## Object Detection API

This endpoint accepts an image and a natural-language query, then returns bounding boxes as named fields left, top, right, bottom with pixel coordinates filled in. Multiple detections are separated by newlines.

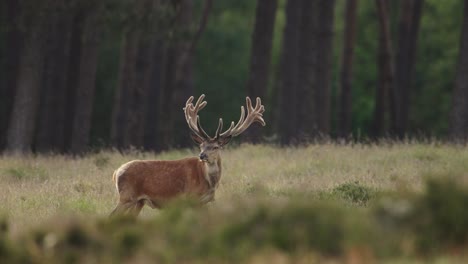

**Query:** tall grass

left=0, top=143, right=468, bottom=262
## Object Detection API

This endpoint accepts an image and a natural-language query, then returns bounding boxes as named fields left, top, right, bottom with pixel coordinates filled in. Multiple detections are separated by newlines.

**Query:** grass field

left=1, top=143, right=468, bottom=263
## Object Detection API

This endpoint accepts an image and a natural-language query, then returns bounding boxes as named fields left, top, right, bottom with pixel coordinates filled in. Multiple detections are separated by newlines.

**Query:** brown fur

left=110, top=95, right=265, bottom=217
left=110, top=157, right=220, bottom=217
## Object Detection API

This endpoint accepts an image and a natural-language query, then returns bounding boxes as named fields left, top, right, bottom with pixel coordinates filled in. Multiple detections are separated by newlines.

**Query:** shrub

left=332, top=181, right=375, bottom=205
left=412, top=178, right=468, bottom=253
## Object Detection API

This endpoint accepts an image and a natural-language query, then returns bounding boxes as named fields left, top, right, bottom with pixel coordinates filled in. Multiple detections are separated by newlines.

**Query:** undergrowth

left=0, top=179, right=467, bottom=263
left=1, top=143, right=468, bottom=263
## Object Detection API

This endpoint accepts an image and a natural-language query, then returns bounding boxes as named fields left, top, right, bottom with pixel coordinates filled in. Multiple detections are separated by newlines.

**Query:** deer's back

left=114, top=157, right=208, bottom=199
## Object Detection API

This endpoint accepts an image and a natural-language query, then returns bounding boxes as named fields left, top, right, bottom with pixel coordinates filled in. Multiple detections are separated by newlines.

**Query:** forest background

left=0, top=0, right=467, bottom=154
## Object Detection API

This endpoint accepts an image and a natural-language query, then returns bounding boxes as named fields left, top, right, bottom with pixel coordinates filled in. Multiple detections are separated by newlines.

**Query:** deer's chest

left=204, top=163, right=220, bottom=189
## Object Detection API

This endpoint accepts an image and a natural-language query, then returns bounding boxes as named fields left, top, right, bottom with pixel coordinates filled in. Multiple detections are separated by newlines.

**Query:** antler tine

left=219, top=96, right=266, bottom=138
left=195, top=94, right=207, bottom=110
left=215, top=118, right=223, bottom=139
left=254, top=97, right=266, bottom=126
left=184, top=94, right=209, bottom=140
left=219, top=105, right=245, bottom=137
left=187, top=116, right=204, bottom=139
left=246, top=97, right=253, bottom=114
left=185, top=96, right=194, bottom=106
left=196, top=116, right=210, bottom=139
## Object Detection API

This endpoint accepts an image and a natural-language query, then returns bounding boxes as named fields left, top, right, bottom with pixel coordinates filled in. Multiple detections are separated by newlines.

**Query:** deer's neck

left=204, top=157, right=221, bottom=189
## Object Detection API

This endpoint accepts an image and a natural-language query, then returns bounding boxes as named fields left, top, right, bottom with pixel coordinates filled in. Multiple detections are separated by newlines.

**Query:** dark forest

left=1, top=0, right=467, bottom=154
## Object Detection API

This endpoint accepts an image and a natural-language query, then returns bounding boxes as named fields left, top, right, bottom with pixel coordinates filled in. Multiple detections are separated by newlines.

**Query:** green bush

left=331, top=181, right=375, bottom=205
left=1, top=178, right=468, bottom=262
left=211, top=202, right=347, bottom=259
left=412, top=178, right=468, bottom=253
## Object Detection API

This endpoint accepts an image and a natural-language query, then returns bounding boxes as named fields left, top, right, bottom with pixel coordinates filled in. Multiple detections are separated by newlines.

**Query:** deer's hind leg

left=109, top=200, right=136, bottom=217
left=127, top=200, right=144, bottom=217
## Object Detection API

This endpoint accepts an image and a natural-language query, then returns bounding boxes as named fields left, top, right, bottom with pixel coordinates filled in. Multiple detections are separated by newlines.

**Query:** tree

left=143, top=41, right=165, bottom=151
left=68, top=6, right=102, bottom=154
left=158, top=0, right=212, bottom=150
left=167, top=0, right=197, bottom=149
left=296, top=0, right=317, bottom=139
left=111, top=0, right=168, bottom=151
left=295, top=0, right=336, bottom=140
left=313, top=0, right=336, bottom=135
left=5, top=3, right=48, bottom=154
left=338, top=0, right=358, bottom=138
left=245, top=0, right=278, bottom=143
left=279, top=0, right=335, bottom=144
left=450, top=0, right=468, bottom=141
left=372, top=0, right=394, bottom=138
left=393, top=0, right=423, bottom=138
left=278, top=0, right=302, bottom=145
left=35, top=3, right=73, bottom=153
left=111, top=30, right=144, bottom=150
left=112, top=0, right=210, bottom=151
left=0, top=0, right=21, bottom=150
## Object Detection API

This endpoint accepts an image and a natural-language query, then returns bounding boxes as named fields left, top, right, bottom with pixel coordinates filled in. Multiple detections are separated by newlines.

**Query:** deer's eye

left=213, top=146, right=219, bottom=150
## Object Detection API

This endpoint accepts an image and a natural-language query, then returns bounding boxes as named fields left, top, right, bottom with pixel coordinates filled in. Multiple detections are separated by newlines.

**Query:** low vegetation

left=1, top=143, right=468, bottom=263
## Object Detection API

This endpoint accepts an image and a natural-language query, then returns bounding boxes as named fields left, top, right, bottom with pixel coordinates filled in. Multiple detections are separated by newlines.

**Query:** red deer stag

left=110, top=94, right=265, bottom=216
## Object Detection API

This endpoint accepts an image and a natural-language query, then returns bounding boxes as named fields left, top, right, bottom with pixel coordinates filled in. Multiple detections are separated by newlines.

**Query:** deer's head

left=184, top=94, right=266, bottom=163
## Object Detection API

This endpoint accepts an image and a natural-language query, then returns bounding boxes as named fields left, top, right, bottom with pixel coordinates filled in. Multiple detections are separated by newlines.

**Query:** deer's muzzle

left=199, top=153, right=208, bottom=161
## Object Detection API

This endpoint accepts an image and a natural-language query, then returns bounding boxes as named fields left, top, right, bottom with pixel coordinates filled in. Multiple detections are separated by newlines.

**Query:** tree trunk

left=372, top=0, right=394, bottom=138
left=0, top=0, right=21, bottom=150
left=69, top=9, right=102, bottom=154
left=144, top=41, right=165, bottom=151
left=112, top=29, right=160, bottom=151
left=245, top=0, right=278, bottom=143
left=35, top=8, right=72, bottom=153
left=171, top=0, right=195, bottom=149
left=132, top=34, right=158, bottom=148
left=111, top=30, right=140, bottom=150
left=157, top=0, right=202, bottom=150
left=5, top=11, right=47, bottom=154
left=450, top=0, right=468, bottom=141
left=313, top=0, right=336, bottom=136
left=393, top=0, right=423, bottom=138
left=338, top=0, right=358, bottom=138
left=158, top=44, right=177, bottom=150
left=279, top=0, right=302, bottom=145
left=64, top=11, right=84, bottom=152
left=297, top=0, right=317, bottom=139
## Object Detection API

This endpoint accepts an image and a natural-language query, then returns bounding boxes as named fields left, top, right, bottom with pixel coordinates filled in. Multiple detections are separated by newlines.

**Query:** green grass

left=1, top=143, right=468, bottom=263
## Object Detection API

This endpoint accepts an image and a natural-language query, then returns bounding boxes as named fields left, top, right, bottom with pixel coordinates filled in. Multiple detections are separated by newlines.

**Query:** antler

left=184, top=95, right=266, bottom=142
left=184, top=94, right=210, bottom=140
left=218, top=97, right=266, bottom=138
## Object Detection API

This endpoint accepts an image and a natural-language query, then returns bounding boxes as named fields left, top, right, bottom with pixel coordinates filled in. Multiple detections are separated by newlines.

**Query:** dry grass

left=1, top=142, right=468, bottom=263
left=1, top=142, right=467, bottom=235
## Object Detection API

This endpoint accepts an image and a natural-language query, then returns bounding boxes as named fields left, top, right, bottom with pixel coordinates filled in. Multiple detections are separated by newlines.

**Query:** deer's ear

left=190, top=133, right=205, bottom=145
left=218, top=136, right=232, bottom=147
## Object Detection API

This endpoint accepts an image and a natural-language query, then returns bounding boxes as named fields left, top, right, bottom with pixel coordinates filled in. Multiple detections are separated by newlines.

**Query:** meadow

left=1, top=142, right=468, bottom=263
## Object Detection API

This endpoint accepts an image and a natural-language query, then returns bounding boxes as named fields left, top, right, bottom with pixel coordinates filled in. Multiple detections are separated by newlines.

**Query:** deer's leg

left=144, top=198, right=161, bottom=209
left=128, top=200, right=144, bottom=217
left=109, top=201, right=135, bottom=217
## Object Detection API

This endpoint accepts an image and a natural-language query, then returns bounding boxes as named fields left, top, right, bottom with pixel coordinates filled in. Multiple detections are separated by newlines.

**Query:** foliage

left=412, top=178, right=468, bottom=253
left=1, top=178, right=468, bottom=263
left=0, top=143, right=466, bottom=262
left=331, top=181, right=375, bottom=205
left=0, top=0, right=466, bottom=151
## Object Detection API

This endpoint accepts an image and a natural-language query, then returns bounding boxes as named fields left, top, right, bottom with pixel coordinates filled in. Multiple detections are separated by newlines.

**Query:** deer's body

left=110, top=95, right=265, bottom=217
left=111, top=157, right=221, bottom=216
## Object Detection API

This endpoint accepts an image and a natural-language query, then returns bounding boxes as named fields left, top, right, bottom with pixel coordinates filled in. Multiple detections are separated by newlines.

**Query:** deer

left=110, top=94, right=265, bottom=217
